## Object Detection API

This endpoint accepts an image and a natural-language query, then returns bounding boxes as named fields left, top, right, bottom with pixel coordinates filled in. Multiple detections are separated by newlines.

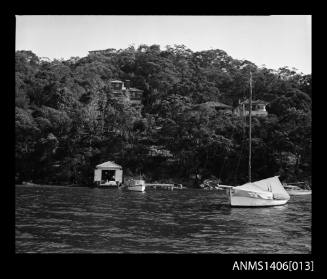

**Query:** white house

left=109, top=80, right=143, bottom=106
left=234, top=99, right=268, bottom=117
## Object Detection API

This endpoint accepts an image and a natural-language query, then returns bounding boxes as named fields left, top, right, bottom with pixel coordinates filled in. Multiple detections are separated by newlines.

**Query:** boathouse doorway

left=101, top=170, right=115, bottom=182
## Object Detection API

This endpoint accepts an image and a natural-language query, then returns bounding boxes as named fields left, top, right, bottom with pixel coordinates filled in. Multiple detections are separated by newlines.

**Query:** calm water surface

left=15, top=185, right=311, bottom=253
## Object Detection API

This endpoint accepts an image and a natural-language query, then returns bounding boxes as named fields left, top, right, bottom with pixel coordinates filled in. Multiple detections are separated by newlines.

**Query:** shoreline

left=17, top=183, right=89, bottom=188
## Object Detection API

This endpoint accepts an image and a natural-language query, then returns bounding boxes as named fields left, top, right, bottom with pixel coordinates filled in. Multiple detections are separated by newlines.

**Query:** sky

left=16, top=15, right=311, bottom=74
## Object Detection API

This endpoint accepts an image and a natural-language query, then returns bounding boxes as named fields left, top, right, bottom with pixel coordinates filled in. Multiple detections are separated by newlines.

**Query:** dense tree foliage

left=15, top=45, right=311, bottom=186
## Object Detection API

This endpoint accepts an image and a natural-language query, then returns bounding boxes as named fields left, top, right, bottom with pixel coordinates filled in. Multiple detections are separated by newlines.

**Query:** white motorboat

left=283, top=184, right=312, bottom=196
left=127, top=179, right=145, bottom=192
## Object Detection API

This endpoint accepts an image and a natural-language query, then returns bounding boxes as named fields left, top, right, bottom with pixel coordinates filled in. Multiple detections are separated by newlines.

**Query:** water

left=15, top=185, right=311, bottom=253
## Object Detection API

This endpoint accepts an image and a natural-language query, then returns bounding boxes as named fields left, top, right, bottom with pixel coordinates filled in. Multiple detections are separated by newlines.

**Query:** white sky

left=16, top=15, right=311, bottom=74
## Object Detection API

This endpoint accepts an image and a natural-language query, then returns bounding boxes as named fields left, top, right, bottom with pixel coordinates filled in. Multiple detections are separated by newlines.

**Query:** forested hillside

left=15, top=44, right=312, bottom=186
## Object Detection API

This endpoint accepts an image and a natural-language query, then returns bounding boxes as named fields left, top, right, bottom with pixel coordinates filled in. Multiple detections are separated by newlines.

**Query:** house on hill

left=234, top=99, right=268, bottom=117
left=109, top=80, right=143, bottom=107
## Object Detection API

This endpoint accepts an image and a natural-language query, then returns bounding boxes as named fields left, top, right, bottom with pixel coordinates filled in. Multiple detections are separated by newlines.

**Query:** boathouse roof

left=96, top=161, right=122, bottom=169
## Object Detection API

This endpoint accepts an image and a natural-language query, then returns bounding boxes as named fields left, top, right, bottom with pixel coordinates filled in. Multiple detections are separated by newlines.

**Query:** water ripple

left=15, top=185, right=311, bottom=253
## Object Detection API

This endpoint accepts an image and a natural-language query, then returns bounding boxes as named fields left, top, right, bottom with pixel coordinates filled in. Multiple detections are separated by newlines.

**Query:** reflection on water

left=15, top=185, right=311, bottom=253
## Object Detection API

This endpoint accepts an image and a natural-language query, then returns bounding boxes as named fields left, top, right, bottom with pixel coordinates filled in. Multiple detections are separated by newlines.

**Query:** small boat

left=283, top=184, right=312, bottom=196
left=127, top=179, right=146, bottom=192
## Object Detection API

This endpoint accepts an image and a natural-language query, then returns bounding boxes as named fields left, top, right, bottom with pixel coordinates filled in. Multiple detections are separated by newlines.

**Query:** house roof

left=198, top=101, right=232, bottom=109
left=110, top=80, right=123, bottom=83
left=96, top=161, right=122, bottom=169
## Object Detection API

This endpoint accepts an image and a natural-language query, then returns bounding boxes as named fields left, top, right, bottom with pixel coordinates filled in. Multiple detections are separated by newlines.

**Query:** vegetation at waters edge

left=15, top=45, right=311, bottom=187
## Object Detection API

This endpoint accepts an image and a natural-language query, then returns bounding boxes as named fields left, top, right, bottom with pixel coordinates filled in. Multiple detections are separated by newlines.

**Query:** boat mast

left=249, top=71, right=252, bottom=182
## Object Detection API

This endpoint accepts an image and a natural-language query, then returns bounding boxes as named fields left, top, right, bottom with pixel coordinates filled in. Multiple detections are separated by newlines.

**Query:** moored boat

left=283, top=184, right=312, bottom=196
left=219, top=72, right=290, bottom=207
left=223, top=176, right=290, bottom=207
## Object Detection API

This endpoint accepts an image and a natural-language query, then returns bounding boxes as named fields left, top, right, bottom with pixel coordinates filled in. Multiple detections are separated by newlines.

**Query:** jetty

left=145, top=183, right=184, bottom=190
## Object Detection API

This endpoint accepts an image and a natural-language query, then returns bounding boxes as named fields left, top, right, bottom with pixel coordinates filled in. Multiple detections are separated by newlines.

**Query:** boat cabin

left=94, top=161, right=123, bottom=187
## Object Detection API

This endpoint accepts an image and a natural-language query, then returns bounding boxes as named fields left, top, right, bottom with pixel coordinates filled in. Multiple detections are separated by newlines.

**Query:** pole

left=249, top=71, right=252, bottom=182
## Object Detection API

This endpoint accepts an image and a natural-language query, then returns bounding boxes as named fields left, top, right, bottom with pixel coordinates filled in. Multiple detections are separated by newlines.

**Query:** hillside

left=15, top=44, right=312, bottom=186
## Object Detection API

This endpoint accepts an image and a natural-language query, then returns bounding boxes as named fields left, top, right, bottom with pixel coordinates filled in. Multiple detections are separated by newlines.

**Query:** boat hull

left=228, top=188, right=289, bottom=207
left=226, top=177, right=290, bottom=207
left=230, top=195, right=288, bottom=207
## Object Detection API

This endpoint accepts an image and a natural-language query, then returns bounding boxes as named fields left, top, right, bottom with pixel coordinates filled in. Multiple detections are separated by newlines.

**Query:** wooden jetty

left=145, top=183, right=184, bottom=190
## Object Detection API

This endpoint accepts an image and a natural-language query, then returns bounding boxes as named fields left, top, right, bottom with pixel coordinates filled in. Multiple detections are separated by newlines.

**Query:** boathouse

left=94, top=161, right=123, bottom=186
